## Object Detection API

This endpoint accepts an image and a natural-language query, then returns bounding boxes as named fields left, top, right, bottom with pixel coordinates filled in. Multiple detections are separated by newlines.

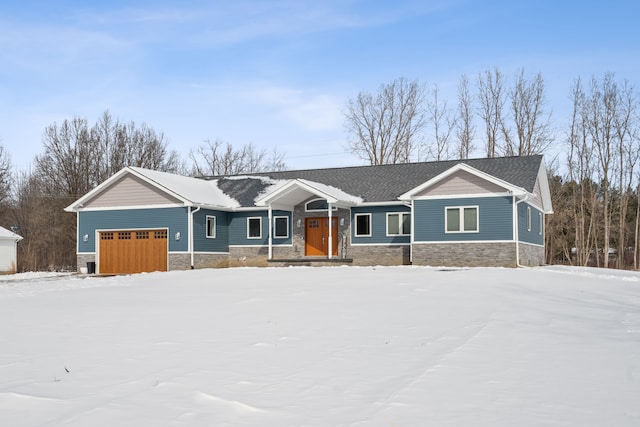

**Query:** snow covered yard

left=1, top=266, right=639, bottom=426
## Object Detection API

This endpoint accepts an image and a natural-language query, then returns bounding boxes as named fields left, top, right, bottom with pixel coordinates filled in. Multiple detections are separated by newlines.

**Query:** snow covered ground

left=1, top=266, right=639, bottom=426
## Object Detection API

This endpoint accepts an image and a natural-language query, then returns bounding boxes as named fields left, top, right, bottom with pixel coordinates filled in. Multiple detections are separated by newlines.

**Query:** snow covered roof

left=127, top=167, right=240, bottom=209
left=0, top=226, right=22, bottom=241
left=255, top=178, right=363, bottom=208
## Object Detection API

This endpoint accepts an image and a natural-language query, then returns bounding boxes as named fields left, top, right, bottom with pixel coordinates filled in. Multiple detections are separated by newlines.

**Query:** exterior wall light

left=175, top=232, right=181, bottom=241
left=83, top=234, right=89, bottom=242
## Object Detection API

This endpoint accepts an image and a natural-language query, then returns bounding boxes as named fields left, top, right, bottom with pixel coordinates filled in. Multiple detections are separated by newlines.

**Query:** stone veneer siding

left=348, top=245, right=411, bottom=266
left=76, top=253, right=95, bottom=272
left=169, top=253, right=229, bottom=270
left=412, top=242, right=518, bottom=267
left=518, top=242, right=545, bottom=266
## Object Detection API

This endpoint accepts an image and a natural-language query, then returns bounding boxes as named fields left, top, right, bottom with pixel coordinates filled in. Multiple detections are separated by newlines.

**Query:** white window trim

left=354, top=213, right=372, bottom=237
left=445, top=206, right=479, bottom=234
left=386, top=212, right=411, bottom=236
left=539, top=212, right=543, bottom=235
left=273, top=216, right=289, bottom=239
left=305, top=198, right=338, bottom=212
left=527, top=206, right=532, bottom=232
left=247, top=217, right=262, bottom=239
left=206, top=215, right=216, bottom=239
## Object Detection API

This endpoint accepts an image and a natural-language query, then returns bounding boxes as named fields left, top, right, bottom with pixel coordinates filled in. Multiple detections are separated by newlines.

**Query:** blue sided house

left=65, top=155, right=553, bottom=274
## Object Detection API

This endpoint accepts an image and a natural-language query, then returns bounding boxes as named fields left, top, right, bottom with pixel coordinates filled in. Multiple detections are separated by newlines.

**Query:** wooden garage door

left=99, top=230, right=168, bottom=274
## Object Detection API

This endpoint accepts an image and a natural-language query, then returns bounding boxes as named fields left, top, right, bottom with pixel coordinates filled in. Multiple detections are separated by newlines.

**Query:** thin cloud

left=248, top=84, right=343, bottom=131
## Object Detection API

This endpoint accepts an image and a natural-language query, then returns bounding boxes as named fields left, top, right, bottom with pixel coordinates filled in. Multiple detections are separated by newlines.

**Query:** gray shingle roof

left=210, top=155, right=543, bottom=208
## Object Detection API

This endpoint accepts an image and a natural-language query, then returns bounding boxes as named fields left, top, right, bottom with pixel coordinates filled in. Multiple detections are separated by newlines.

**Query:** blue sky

left=1, top=0, right=639, bottom=172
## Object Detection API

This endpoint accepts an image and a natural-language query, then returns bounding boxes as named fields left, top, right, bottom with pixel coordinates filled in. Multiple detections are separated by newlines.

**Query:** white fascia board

left=537, top=161, right=554, bottom=214
left=398, top=163, right=527, bottom=201
left=64, top=167, right=130, bottom=212
left=255, top=179, right=342, bottom=206
left=355, top=201, right=408, bottom=207
left=64, top=167, right=191, bottom=212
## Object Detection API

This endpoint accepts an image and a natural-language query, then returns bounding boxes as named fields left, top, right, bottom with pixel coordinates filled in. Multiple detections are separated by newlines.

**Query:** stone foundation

left=168, top=253, right=230, bottom=270
left=518, top=242, right=545, bottom=266
left=412, top=242, right=518, bottom=267
left=228, top=246, right=270, bottom=267
left=348, top=245, right=411, bottom=266
left=78, top=241, right=545, bottom=272
left=76, top=253, right=96, bottom=273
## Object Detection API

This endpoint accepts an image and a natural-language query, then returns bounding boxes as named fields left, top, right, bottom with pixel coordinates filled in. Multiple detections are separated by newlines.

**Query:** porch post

left=268, top=204, right=273, bottom=260
left=328, top=202, right=333, bottom=259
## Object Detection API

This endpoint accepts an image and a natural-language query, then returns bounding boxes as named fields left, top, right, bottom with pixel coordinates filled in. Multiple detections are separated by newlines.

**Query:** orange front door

left=305, top=217, right=338, bottom=256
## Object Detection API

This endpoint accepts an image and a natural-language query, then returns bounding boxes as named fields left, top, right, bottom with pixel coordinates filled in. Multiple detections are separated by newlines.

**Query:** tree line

left=0, top=68, right=638, bottom=271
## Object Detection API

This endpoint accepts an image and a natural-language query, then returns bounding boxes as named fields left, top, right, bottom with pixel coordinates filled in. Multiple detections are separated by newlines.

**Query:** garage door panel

left=99, top=229, right=167, bottom=274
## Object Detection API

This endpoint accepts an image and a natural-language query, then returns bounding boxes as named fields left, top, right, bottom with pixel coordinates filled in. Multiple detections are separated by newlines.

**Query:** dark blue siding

left=78, top=207, right=189, bottom=253
left=228, top=210, right=292, bottom=246
left=414, top=196, right=513, bottom=242
left=518, top=203, right=544, bottom=245
left=351, top=205, right=411, bottom=245
left=193, top=209, right=229, bottom=252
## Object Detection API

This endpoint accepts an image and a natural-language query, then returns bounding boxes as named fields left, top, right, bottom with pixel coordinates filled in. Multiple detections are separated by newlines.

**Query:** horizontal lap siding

left=351, top=206, right=411, bottom=245
left=193, top=209, right=229, bottom=252
left=414, top=196, right=513, bottom=242
left=518, top=203, right=544, bottom=245
left=228, top=210, right=292, bottom=246
left=78, top=207, right=188, bottom=253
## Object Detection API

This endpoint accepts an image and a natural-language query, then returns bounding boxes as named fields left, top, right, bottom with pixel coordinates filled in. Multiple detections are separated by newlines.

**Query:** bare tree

left=456, top=74, right=475, bottom=159
left=0, top=145, right=12, bottom=206
left=425, top=84, right=456, bottom=161
left=566, top=78, right=599, bottom=266
left=504, top=69, right=554, bottom=156
left=612, top=79, right=638, bottom=268
left=477, top=68, right=506, bottom=158
left=344, top=77, right=426, bottom=165
left=189, top=139, right=287, bottom=176
left=114, top=121, right=182, bottom=173
left=585, top=73, right=620, bottom=268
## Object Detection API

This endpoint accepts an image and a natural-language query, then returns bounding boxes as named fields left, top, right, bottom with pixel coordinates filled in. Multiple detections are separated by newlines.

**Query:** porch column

left=328, top=203, right=333, bottom=259
left=268, top=204, right=273, bottom=260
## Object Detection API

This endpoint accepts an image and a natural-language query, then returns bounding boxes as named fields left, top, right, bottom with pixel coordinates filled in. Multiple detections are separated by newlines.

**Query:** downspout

left=514, top=194, right=529, bottom=268
left=328, top=203, right=333, bottom=259
left=402, top=200, right=413, bottom=264
left=268, top=205, right=273, bottom=260
left=190, top=206, right=201, bottom=269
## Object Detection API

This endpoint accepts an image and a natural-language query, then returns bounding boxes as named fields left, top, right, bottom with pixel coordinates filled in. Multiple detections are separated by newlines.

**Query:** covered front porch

left=255, top=178, right=362, bottom=262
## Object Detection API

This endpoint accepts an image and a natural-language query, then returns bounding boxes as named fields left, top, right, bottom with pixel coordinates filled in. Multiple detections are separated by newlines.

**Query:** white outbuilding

left=0, top=226, right=22, bottom=274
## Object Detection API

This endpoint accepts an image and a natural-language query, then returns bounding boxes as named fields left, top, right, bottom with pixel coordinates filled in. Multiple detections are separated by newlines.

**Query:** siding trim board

left=413, top=240, right=514, bottom=244
left=78, top=204, right=186, bottom=212
left=412, top=191, right=513, bottom=200
left=350, top=242, right=411, bottom=247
